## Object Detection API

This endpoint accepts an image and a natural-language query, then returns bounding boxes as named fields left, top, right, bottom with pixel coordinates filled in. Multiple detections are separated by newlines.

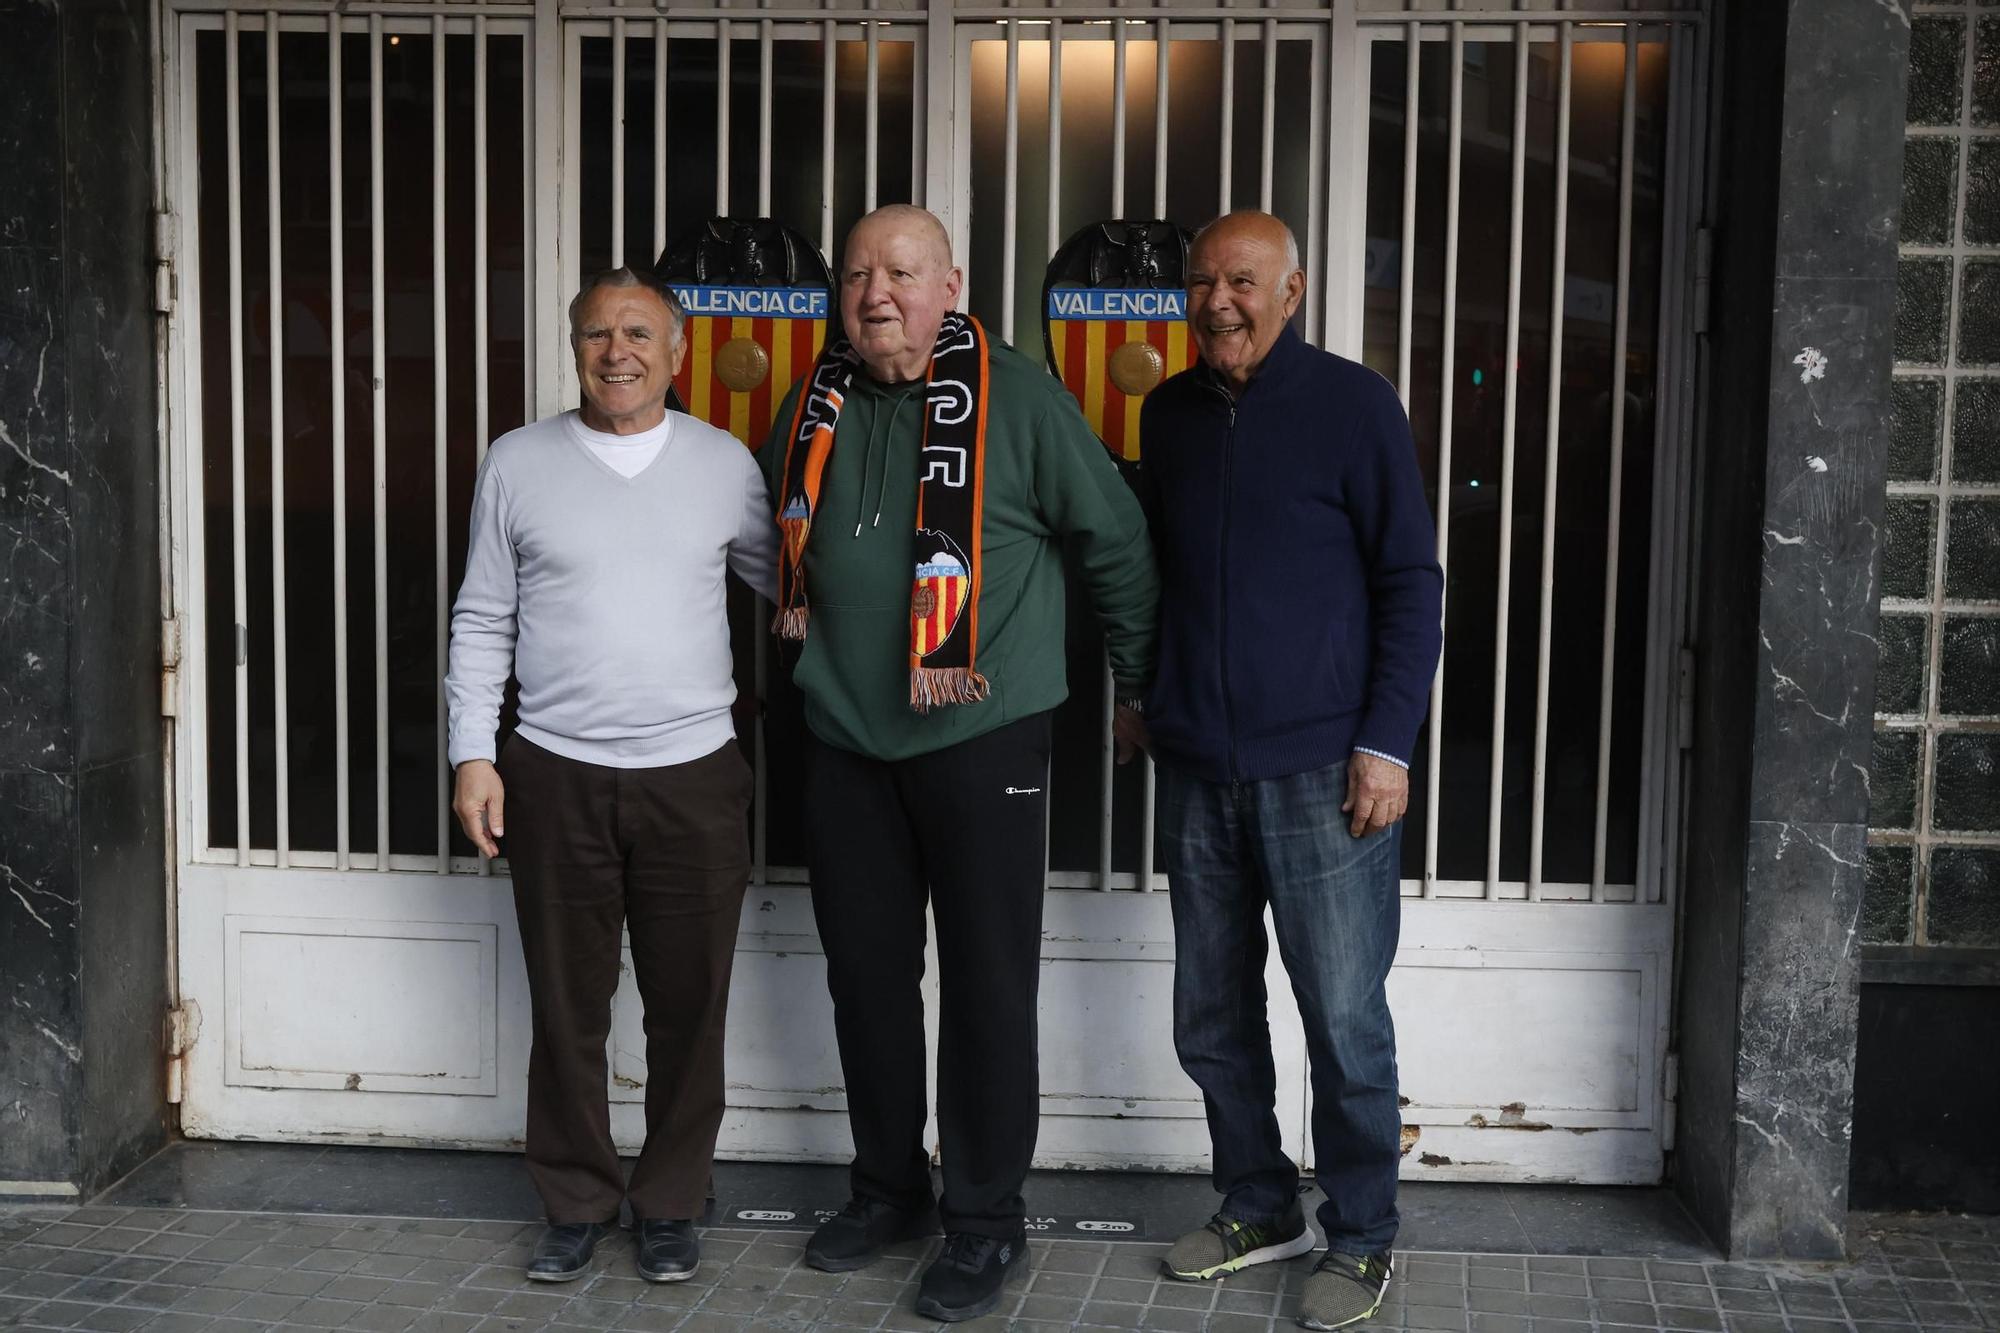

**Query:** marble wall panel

left=0, top=0, right=167, bottom=1195
left=0, top=771, right=81, bottom=1184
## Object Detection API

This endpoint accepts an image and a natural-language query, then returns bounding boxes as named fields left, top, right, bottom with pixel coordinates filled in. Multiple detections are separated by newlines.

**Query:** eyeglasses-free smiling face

left=572, top=283, right=688, bottom=435
left=1184, top=212, right=1306, bottom=395
left=839, top=207, right=963, bottom=385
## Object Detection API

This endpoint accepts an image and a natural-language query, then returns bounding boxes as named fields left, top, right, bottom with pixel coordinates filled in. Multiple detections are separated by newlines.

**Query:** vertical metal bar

left=1481, top=34, right=1530, bottom=898
left=266, top=13, right=290, bottom=867
left=1258, top=19, right=1276, bottom=212
left=1321, top=3, right=1364, bottom=358
left=330, top=13, right=351, bottom=871
left=1218, top=17, right=1234, bottom=214
left=1395, top=23, right=1418, bottom=405
left=433, top=15, right=449, bottom=871
left=476, top=21, right=491, bottom=469
left=1152, top=17, right=1168, bottom=218
left=1047, top=19, right=1062, bottom=255
left=1422, top=24, right=1464, bottom=899
left=655, top=20, right=668, bottom=263
left=1635, top=25, right=1682, bottom=904
left=1003, top=13, right=1020, bottom=344
left=1304, top=29, right=1325, bottom=341
left=1591, top=26, right=1638, bottom=901
left=758, top=19, right=774, bottom=215
left=717, top=18, right=731, bottom=213
left=612, top=16, right=626, bottom=267
left=534, top=0, right=563, bottom=421
left=370, top=14, right=390, bottom=867
left=750, top=17, right=775, bottom=883
left=227, top=12, right=250, bottom=866
left=821, top=19, right=836, bottom=257
left=1102, top=7, right=1129, bottom=891
left=1098, top=663, right=1115, bottom=891
left=474, top=15, right=492, bottom=877
left=1142, top=16, right=1167, bottom=888
left=917, top=29, right=931, bottom=221
left=524, top=25, right=538, bottom=425
left=1112, top=9, right=1128, bottom=217
left=1528, top=21, right=1572, bottom=902
left=865, top=4, right=880, bottom=211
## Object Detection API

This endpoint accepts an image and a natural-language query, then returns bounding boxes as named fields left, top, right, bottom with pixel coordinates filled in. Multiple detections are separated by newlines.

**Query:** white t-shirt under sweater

left=445, top=409, right=780, bottom=770
left=576, top=414, right=667, bottom=478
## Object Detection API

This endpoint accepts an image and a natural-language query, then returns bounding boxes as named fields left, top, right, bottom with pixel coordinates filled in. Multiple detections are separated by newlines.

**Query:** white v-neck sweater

left=445, top=409, right=780, bottom=769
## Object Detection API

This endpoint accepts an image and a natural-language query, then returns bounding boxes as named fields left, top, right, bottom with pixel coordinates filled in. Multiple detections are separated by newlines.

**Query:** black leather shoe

left=914, top=1228, right=1028, bottom=1322
left=805, top=1194, right=940, bottom=1273
left=525, top=1221, right=609, bottom=1282
left=634, top=1218, right=700, bottom=1282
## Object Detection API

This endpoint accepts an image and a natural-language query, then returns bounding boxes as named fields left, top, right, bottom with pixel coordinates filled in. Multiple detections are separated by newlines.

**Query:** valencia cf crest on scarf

left=911, top=529, right=971, bottom=659
left=656, top=217, right=835, bottom=449
left=1042, top=219, right=1198, bottom=461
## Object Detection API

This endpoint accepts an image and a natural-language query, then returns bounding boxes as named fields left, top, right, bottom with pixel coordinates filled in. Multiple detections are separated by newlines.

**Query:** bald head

left=1190, top=211, right=1301, bottom=276
left=839, top=205, right=963, bottom=383
left=1185, top=210, right=1306, bottom=394
left=848, top=204, right=954, bottom=270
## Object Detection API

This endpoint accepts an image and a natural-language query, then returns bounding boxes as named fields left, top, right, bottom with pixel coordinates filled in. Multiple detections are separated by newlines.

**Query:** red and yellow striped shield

left=1045, top=292, right=1197, bottom=461
left=910, top=566, right=971, bottom=659
left=668, top=285, right=830, bottom=449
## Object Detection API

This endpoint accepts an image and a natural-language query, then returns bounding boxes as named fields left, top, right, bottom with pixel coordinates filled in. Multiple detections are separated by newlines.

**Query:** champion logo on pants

left=1004, top=786, right=1042, bottom=796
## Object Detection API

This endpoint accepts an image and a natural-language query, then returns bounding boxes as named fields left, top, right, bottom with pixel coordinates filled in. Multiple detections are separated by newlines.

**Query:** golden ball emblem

left=1108, top=340, right=1166, bottom=397
left=714, top=337, right=771, bottom=393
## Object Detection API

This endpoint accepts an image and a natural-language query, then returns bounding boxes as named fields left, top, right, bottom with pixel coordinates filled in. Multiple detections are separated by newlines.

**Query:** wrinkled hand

left=1113, top=705, right=1150, bottom=765
left=1342, top=750, right=1409, bottom=838
left=453, top=759, right=506, bottom=857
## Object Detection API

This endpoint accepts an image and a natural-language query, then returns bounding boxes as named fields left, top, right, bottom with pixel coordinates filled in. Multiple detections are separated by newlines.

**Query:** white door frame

left=155, top=0, right=1705, bottom=1185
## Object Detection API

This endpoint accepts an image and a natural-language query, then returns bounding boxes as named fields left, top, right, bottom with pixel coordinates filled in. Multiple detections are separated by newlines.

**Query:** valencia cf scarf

left=774, top=312, right=992, bottom=712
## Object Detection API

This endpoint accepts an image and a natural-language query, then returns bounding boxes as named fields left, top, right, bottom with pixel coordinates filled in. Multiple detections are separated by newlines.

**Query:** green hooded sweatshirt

left=758, top=336, right=1158, bottom=762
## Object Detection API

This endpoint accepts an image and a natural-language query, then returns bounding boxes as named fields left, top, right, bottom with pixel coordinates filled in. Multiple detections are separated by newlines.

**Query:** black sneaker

left=914, top=1229, right=1028, bottom=1323
left=1297, top=1248, right=1393, bottom=1329
left=633, top=1218, right=699, bottom=1283
left=524, top=1220, right=610, bottom=1282
left=804, top=1194, right=940, bottom=1273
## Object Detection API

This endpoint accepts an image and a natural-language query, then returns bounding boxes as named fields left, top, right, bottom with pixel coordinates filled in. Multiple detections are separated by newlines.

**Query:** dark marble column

left=0, top=0, right=168, bottom=1198
left=1676, top=0, right=1911, bottom=1261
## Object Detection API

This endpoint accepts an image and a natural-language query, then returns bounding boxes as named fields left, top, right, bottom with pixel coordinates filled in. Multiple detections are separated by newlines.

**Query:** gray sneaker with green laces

left=1162, top=1199, right=1317, bottom=1281
left=1297, top=1248, right=1393, bottom=1329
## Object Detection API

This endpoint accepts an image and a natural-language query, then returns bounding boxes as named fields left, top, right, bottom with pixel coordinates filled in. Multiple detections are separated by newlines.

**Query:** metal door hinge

left=152, top=211, right=178, bottom=316
left=164, top=1000, right=200, bottom=1105
left=1676, top=646, right=1696, bottom=750
left=1691, top=227, right=1713, bottom=337
left=161, top=616, right=182, bottom=718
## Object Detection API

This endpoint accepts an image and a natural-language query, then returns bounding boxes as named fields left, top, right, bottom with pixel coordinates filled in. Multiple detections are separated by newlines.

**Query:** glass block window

left=1872, top=3, right=2000, bottom=949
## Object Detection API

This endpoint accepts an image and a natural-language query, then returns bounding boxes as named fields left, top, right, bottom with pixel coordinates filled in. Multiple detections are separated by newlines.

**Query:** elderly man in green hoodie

left=758, top=204, right=1158, bottom=1323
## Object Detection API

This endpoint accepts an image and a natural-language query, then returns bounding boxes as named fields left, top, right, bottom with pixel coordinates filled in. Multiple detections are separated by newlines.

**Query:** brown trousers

left=499, top=735, right=752, bottom=1224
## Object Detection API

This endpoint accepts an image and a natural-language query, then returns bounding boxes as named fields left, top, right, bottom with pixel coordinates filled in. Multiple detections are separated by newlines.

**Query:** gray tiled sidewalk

left=2, top=1205, right=1996, bottom=1332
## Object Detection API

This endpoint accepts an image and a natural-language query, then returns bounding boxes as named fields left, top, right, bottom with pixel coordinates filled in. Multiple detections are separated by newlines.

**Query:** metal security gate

left=159, top=0, right=1706, bottom=1183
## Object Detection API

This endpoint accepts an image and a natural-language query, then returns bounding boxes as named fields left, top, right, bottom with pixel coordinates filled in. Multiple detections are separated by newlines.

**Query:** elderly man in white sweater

left=445, top=267, right=778, bottom=1286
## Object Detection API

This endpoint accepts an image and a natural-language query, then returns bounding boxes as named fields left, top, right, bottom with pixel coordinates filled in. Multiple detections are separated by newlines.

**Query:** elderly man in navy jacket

left=1127, top=210, right=1442, bottom=1331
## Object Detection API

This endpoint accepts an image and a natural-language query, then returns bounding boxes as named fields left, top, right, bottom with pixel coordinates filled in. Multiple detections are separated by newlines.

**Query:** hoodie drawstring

left=853, top=387, right=918, bottom=537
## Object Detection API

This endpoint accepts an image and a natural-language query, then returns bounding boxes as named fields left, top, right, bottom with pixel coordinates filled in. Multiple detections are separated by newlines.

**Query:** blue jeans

left=1161, top=758, right=1402, bottom=1254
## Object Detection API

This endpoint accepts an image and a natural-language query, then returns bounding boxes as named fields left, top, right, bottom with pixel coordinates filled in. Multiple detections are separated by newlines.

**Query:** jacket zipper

left=1212, top=383, right=1239, bottom=782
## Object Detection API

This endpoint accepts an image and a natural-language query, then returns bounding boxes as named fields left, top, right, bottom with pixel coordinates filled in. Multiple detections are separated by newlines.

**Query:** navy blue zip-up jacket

left=1139, top=325, right=1443, bottom=783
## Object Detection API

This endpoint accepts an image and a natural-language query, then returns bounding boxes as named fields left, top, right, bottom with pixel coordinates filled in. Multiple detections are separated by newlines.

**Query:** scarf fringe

left=910, top=667, right=990, bottom=713
left=773, top=606, right=810, bottom=640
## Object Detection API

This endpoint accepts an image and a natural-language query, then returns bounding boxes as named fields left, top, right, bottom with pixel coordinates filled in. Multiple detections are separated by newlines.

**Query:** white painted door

left=163, top=0, right=1704, bottom=1185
